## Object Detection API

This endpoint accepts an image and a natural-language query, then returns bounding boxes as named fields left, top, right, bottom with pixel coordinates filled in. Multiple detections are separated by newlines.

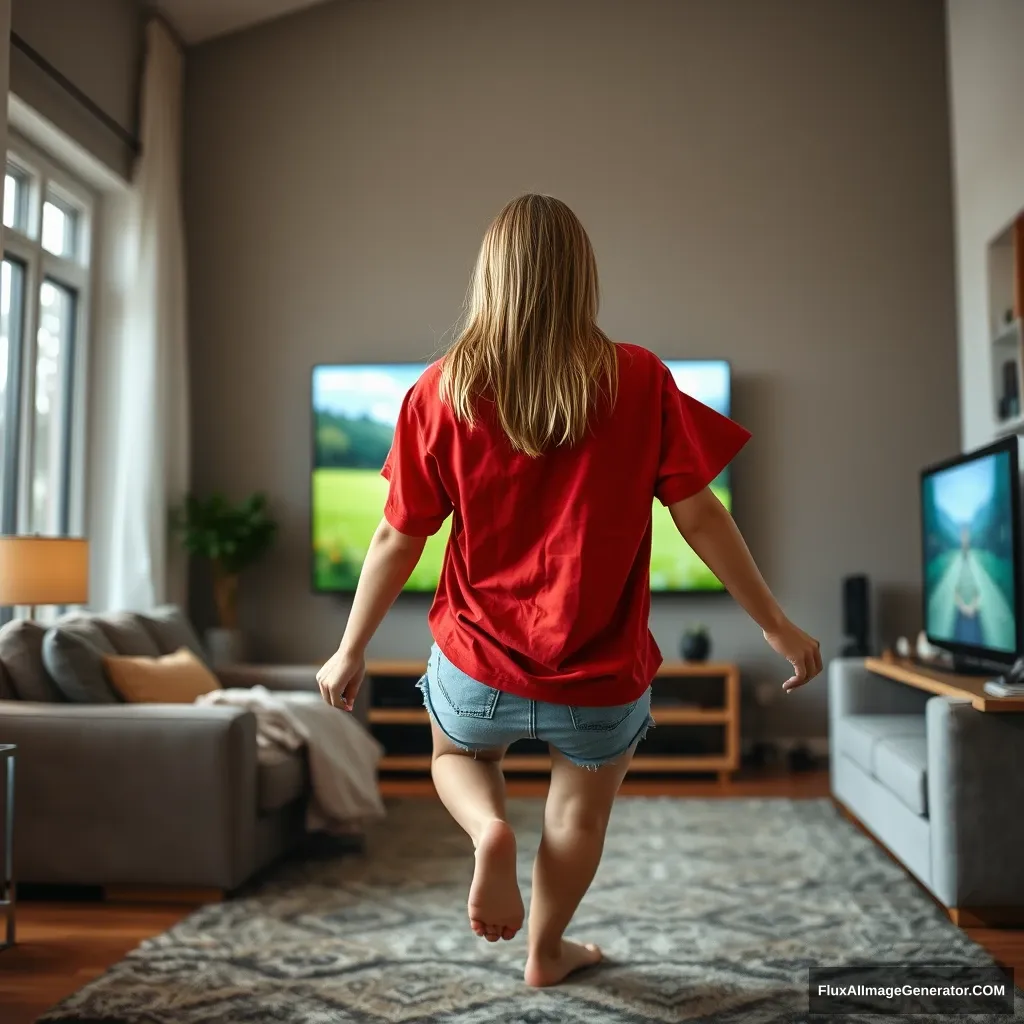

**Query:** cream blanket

left=196, top=685, right=385, bottom=833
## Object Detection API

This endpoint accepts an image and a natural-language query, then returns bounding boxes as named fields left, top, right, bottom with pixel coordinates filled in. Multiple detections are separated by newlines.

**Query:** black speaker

left=841, top=574, right=871, bottom=657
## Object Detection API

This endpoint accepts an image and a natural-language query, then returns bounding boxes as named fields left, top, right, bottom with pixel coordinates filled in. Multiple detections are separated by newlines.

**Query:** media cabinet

left=364, top=659, right=740, bottom=780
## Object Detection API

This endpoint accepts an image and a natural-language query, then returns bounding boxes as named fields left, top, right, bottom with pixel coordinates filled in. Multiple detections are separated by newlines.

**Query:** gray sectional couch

left=830, top=658, right=1024, bottom=921
left=0, top=606, right=364, bottom=893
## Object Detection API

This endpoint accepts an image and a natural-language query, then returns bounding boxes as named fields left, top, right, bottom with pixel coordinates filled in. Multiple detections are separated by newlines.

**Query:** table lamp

left=0, top=536, right=89, bottom=618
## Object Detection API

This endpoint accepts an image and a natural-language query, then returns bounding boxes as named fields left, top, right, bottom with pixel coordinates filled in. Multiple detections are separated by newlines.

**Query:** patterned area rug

left=40, top=797, right=1018, bottom=1023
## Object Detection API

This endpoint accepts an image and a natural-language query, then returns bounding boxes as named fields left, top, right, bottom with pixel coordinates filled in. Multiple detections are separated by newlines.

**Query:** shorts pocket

left=568, top=699, right=639, bottom=732
left=434, top=656, right=500, bottom=719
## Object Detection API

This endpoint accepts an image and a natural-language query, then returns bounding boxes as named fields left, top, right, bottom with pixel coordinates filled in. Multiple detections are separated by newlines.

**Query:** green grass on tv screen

left=312, top=361, right=733, bottom=593
left=312, top=467, right=730, bottom=593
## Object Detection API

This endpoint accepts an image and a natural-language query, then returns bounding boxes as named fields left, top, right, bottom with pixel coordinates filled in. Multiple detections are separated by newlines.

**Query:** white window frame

left=3, top=134, right=97, bottom=624
left=3, top=132, right=95, bottom=543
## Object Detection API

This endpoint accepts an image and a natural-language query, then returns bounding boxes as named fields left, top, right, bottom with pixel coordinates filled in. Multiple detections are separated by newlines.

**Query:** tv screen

left=312, top=358, right=734, bottom=593
left=921, top=436, right=1022, bottom=662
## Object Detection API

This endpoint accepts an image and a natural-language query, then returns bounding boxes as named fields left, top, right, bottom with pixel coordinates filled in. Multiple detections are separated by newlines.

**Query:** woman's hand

left=763, top=621, right=822, bottom=692
left=316, top=646, right=366, bottom=712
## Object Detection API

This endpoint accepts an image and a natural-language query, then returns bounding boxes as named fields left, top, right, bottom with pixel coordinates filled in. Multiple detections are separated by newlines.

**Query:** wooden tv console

left=865, top=656, right=1024, bottom=713
left=364, top=659, right=741, bottom=780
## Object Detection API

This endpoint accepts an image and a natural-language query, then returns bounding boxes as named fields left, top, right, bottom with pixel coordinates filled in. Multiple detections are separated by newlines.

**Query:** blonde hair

left=439, top=194, right=618, bottom=457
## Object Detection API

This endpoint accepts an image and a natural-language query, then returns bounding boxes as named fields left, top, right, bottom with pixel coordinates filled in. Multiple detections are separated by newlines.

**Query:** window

left=1, top=139, right=93, bottom=620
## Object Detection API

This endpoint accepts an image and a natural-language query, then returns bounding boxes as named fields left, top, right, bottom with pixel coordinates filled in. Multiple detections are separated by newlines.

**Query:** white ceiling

left=153, top=0, right=329, bottom=45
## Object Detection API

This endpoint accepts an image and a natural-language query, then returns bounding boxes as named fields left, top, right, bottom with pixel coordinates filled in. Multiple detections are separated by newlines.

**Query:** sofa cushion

left=837, top=714, right=925, bottom=776
left=873, top=734, right=928, bottom=817
left=138, top=606, right=207, bottom=662
left=0, top=620, right=62, bottom=702
left=42, top=624, right=120, bottom=704
left=258, top=751, right=308, bottom=813
left=104, top=647, right=222, bottom=703
left=93, top=612, right=163, bottom=657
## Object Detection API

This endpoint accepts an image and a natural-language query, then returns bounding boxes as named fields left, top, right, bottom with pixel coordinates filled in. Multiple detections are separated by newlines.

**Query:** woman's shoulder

left=614, top=342, right=665, bottom=368
left=612, top=342, right=670, bottom=388
left=407, top=359, right=444, bottom=404
left=402, top=359, right=450, bottom=431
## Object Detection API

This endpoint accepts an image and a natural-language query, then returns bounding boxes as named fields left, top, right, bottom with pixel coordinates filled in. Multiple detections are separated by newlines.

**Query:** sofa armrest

left=829, top=659, right=930, bottom=719
left=0, top=702, right=258, bottom=889
left=216, top=663, right=370, bottom=723
left=927, top=697, right=1024, bottom=908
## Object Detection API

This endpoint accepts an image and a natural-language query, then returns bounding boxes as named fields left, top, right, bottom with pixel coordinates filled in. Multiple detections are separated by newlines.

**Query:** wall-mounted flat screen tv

left=312, top=359, right=734, bottom=593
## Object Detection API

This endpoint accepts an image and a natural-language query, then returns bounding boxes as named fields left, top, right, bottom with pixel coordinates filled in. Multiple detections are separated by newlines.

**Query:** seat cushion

left=837, top=714, right=925, bottom=776
left=873, top=734, right=928, bottom=817
left=93, top=612, right=163, bottom=657
left=138, top=606, right=207, bottom=663
left=258, top=752, right=308, bottom=813
left=0, top=620, right=62, bottom=702
left=42, top=624, right=120, bottom=703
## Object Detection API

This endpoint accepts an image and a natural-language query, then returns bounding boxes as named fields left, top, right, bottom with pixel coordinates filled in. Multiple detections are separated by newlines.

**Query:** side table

left=0, top=744, right=14, bottom=950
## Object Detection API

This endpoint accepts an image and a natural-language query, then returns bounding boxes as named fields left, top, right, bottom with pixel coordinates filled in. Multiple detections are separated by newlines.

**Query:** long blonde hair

left=439, top=194, right=618, bottom=457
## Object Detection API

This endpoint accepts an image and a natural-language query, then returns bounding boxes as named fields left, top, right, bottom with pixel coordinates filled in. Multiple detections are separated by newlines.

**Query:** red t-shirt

left=381, top=343, right=751, bottom=706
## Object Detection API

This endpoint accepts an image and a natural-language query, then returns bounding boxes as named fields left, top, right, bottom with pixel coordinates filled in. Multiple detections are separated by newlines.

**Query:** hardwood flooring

left=1, top=903, right=190, bottom=1024
left=2, top=770, right=1021, bottom=1024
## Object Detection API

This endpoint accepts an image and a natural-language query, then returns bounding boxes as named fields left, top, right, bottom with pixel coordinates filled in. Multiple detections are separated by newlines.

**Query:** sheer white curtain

left=92, top=19, right=190, bottom=611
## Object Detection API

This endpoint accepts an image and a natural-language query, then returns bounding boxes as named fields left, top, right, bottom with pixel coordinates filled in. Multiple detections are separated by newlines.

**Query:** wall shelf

left=988, top=218, right=1024, bottom=430
left=994, top=412, right=1024, bottom=437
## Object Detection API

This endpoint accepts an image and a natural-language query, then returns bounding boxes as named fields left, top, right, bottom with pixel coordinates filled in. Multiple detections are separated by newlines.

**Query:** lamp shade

left=0, top=536, right=89, bottom=606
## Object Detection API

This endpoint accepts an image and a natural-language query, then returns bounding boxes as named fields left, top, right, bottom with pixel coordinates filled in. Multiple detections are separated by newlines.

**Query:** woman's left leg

left=429, top=719, right=524, bottom=942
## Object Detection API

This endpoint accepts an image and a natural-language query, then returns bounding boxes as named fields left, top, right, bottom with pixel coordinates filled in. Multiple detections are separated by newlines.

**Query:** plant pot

left=680, top=631, right=711, bottom=662
left=206, top=627, right=245, bottom=668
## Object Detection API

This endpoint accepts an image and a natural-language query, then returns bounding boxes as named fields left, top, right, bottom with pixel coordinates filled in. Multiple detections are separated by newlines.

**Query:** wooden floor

left=2, top=770, right=1022, bottom=1023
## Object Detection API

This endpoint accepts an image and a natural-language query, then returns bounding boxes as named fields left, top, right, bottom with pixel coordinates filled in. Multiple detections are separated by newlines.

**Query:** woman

left=317, top=194, right=821, bottom=987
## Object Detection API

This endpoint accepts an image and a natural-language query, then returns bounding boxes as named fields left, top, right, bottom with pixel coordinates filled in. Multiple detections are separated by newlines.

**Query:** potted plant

left=680, top=624, right=711, bottom=663
left=173, top=492, right=278, bottom=666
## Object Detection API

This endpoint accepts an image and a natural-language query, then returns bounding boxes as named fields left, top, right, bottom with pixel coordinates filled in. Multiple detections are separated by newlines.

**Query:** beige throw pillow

left=103, top=647, right=221, bottom=703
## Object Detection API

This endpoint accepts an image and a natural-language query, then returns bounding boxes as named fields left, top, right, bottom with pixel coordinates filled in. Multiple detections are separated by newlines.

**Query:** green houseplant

left=173, top=492, right=278, bottom=662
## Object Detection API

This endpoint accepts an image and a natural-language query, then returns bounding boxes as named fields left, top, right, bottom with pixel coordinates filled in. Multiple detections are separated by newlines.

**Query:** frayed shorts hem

left=560, top=714, right=656, bottom=771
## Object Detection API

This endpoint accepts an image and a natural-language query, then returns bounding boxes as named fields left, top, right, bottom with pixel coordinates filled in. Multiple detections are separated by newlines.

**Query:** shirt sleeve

left=380, top=391, right=453, bottom=536
left=655, top=364, right=752, bottom=506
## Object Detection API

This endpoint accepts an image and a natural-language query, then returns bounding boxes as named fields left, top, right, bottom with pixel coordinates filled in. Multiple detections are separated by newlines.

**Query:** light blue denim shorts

left=417, top=644, right=654, bottom=770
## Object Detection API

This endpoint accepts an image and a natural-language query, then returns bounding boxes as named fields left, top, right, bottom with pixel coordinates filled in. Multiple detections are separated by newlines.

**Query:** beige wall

left=10, top=0, right=142, bottom=175
left=947, top=0, right=1024, bottom=451
left=184, top=0, right=959, bottom=741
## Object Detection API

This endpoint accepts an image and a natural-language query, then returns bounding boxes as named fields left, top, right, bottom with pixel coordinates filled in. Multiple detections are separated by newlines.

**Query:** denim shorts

left=417, top=644, right=654, bottom=770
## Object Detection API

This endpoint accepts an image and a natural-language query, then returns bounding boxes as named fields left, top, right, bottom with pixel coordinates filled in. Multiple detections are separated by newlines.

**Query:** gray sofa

left=830, top=658, right=1024, bottom=922
left=0, top=606, right=366, bottom=893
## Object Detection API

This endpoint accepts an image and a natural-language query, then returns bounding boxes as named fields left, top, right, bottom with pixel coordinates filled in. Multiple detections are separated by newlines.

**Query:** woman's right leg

left=525, top=744, right=635, bottom=987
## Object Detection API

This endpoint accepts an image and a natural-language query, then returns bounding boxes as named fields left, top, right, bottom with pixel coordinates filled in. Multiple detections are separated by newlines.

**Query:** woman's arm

left=316, top=517, right=426, bottom=710
left=669, top=488, right=822, bottom=690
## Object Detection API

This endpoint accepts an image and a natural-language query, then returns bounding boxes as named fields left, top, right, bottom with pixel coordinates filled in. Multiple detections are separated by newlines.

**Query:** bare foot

left=468, top=819, right=524, bottom=941
left=524, top=940, right=603, bottom=987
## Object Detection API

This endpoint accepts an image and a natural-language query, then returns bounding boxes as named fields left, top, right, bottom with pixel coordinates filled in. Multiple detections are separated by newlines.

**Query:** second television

left=312, top=359, right=734, bottom=593
left=921, top=435, right=1022, bottom=665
